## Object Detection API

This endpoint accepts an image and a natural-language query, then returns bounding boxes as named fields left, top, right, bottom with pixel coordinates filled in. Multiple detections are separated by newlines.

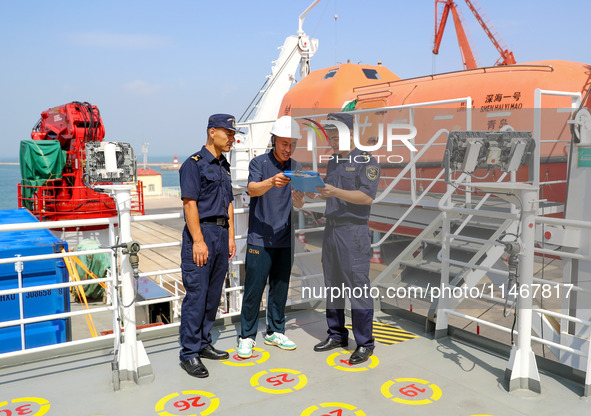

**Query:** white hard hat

left=270, top=116, right=302, bottom=139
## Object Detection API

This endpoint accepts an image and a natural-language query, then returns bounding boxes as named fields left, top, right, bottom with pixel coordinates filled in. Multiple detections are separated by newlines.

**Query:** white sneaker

left=264, top=332, right=297, bottom=350
left=237, top=337, right=256, bottom=358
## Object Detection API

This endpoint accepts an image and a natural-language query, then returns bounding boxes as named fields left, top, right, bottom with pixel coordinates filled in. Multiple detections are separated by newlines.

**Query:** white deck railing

left=1, top=92, right=587, bottom=393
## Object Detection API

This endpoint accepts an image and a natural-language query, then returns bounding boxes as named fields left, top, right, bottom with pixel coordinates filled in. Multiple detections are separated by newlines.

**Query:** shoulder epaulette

left=191, top=154, right=203, bottom=162
left=359, top=151, right=372, bottom=161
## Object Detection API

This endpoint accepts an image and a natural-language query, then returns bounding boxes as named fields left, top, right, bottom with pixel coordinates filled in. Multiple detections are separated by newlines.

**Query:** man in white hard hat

left=237, top=116, right=305, bottom=358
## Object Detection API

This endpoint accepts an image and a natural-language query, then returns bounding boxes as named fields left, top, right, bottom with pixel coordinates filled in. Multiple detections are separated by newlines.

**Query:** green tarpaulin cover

left=19, top=140, right=66, bottom=209
left=74, top=239, right=109, bottom=300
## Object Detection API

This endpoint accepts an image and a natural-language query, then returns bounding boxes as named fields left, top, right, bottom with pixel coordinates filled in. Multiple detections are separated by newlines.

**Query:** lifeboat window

left=322, top=69, right=339, bottom=79
left=362, top=69, right=380, bottom=80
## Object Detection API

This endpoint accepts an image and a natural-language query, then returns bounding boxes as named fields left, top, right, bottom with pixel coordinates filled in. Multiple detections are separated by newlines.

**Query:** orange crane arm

left=433, top=0, right=452, bottom=55
left=464, top=0, right=516, bottom=65
left=433, top=0, right=478, bottom=70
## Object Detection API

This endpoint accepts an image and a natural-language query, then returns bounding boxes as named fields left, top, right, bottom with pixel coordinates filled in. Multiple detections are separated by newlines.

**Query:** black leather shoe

left=349, top=346, right=373, bottom=365
left=179, top=357, right=209, bottom=378
left=199, top=344, right=230, bottom=360
left=314, top=337, right=348, bottom=352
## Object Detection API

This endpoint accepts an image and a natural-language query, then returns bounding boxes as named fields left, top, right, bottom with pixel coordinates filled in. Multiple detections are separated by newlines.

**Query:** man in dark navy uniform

left=178, top=114, right=238, bottom=378
left=313, top=112, right=380, bottom=365
left=237, top=116, right=305, bottom=358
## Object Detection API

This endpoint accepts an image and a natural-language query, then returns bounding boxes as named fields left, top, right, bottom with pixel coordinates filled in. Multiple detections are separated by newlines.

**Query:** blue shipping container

left=0, top=208, right=71, bottom=353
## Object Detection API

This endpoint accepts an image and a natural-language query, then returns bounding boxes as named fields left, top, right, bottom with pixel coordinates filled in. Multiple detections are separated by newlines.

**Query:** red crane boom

left=433, top=0, right=516, bottom=69
left=433, top=0, right=478, bottom=69
left=18, top=101, right=145, bottom=225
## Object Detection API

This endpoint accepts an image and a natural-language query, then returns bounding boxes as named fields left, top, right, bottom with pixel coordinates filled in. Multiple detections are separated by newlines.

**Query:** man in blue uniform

left=237, top=116, right=305, bottom=358
left=313, top=112, right=380, bottom=364
left=178, top=114, right=238, bottom=378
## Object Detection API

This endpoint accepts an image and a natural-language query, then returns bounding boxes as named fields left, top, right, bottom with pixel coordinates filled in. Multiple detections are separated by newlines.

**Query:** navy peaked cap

left=325, top=112, right=354, bottom=130
left=207, top=114, right=241, bottom=133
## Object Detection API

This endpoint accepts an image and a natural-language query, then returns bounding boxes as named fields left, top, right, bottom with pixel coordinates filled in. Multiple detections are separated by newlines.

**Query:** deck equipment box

left=0, top=209, right=71, bottom=353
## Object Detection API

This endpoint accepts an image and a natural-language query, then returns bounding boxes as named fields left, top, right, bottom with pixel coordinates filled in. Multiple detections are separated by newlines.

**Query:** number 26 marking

left=172, top=397, right=205, bottom=411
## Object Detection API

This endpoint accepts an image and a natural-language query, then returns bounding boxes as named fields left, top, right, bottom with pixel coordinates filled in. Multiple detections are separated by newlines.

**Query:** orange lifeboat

left=282, top=59, right=591, bottom=205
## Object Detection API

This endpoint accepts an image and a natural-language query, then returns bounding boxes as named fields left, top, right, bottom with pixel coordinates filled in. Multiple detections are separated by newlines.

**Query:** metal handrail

left=0, top=205, right=320, bottom=357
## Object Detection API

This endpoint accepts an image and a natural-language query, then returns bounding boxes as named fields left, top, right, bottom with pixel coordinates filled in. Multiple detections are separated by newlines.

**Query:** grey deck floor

left=1, top=309, right=589, bottom=416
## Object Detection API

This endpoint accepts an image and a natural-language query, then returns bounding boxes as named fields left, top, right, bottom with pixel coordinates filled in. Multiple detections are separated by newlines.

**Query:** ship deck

left=1, top=197, right=587, bottom=416
left=1, top=308, right=589, bottom=416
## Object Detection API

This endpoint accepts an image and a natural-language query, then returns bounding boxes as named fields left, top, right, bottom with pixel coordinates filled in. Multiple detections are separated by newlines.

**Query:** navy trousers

left=179, top=223, right=229, bottom=362
left=321, top=223, right=374, bottom=349
left=240, top=244, right=293, bottom=340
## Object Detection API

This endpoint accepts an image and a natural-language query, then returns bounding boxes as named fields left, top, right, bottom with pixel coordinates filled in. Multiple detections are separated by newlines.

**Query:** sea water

left=0, top=156, right=184, bottom=211
left=0, top=160, right=20, bottom=210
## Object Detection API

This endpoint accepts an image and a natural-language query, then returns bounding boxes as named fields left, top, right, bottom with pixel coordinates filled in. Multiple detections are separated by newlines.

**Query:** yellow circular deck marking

left=250, top=368, right=307, bottom=394
left=326, top=350, right=379, bottom=372
left=381, top=378, right=442, bottom=405
left=0, top=397, right=51, bottom=416
left=220, top=347, right=270, bottom=367
left=300, top=402, right=367, bottom=416
left=154, top=390, right=219, bottom=416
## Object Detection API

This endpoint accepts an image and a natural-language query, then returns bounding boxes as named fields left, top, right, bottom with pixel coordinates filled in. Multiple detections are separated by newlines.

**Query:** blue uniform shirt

left=179, top=146, right=233, bottom=220
left=247, top=151, right=302, bottom=248
left=324, top=147, right=380, bottom=221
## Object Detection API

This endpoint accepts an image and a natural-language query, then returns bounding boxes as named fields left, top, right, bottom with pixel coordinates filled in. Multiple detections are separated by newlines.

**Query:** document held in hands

left=284, top=171, right=325, bottom=193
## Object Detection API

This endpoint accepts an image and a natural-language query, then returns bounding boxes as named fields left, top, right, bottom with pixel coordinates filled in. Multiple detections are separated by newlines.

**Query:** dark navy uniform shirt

left=324, top=147, right=380, bottom=221
left=247, top=151, right=302, bottom=248
left=179, top=146, right=233, bottom=220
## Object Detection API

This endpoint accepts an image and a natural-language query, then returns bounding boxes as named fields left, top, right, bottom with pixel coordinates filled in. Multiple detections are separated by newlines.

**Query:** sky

left=1, top=0, right=590, bottom=161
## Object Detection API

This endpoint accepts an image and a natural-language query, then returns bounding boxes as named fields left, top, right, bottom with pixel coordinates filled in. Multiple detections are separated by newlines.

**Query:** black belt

left=326, top=217, right=367, bottom=227
left=200, top=217, right=229, bottom=228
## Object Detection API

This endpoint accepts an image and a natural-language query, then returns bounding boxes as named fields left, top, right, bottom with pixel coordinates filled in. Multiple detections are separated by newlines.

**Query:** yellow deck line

left=372, top=333, right=417, bottom=341
left=372, top=327, right=417, bottom=336
left=344, top=323, right=419, bottom=344
left=373, top=333, right=418, bottom=341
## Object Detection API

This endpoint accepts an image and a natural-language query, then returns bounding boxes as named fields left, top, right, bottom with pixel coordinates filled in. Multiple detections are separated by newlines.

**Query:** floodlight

left=85, top=141, right=137, bottom=184
left=444, top=131, right=535, bottom=177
